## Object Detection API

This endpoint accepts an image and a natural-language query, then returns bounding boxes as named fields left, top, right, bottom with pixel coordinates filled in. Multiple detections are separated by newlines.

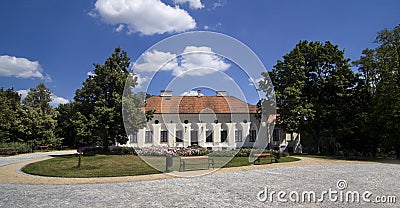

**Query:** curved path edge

left=0, top=153, right=377, bottom=185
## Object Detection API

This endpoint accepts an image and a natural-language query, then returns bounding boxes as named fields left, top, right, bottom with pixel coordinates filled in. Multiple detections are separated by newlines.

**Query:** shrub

left=0, top=142, right=32, bottom=155
left=236, top=148, right=252, bottom=157
left=79, top=146, right=137, bottom=155
left=109, top=147, right=136, bottom=155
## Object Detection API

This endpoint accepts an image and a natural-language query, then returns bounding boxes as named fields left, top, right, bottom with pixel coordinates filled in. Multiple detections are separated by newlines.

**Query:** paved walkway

left=0, top=150, right=77, bottom=167
left=0, top=152, right=399, bottom=207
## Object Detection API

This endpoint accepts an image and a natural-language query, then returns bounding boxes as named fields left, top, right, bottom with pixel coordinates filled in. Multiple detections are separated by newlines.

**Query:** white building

left=124, top=90, right=301, bottom=153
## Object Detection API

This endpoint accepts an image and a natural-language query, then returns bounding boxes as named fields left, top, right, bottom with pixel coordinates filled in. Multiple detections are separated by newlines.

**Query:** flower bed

left=136, top=146, right=212, bottom=156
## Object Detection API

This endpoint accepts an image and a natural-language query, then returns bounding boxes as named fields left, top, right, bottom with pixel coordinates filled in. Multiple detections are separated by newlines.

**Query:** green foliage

left=262, top=41, right=357, bottom=154
left=21, top=83, right=61, bottom=146
left=0, top=88, right=21, bottom=143
left=362, top=25, right=400, bottom=158
left=22, top=83, right=52, bottom=112
left=0, top=84, right=61, bottom=148
left=55, top=103, right=79, bottom=147
left=72, top=47, right=145, bottom=150
left=145, top=109, right=156, bottom=122
left=0, top=142, right=31, bottom=154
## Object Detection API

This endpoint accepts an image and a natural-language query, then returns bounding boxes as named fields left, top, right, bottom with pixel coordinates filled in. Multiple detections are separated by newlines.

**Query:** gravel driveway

left=0, top=153, right=399, bottom=207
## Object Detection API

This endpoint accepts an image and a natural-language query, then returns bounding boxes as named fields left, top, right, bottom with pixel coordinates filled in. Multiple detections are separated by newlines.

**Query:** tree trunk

left=77, top=152, right=82, bottom=168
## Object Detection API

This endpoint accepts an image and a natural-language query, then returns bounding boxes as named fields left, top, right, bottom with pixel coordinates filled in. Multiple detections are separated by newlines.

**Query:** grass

left=298, top=154, right=400, bottom=164
left=21, top=154, right=300, bottom=178
left=22, top=155, right=161, bottom=178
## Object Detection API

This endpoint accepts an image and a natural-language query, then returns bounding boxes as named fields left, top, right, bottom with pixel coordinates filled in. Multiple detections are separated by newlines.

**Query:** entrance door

left=191, top=130, right=198, bottom=146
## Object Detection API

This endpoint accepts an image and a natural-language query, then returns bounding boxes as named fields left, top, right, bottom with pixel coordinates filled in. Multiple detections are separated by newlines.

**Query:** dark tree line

left=260, top=25, right=400, bottom=158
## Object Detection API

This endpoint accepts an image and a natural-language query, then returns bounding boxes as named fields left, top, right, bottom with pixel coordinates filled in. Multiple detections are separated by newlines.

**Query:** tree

left=353, top=49, right=380, bottom=96
left=0, top=88, right=22, bottom=143
left=22, top=83, right=52, bottom=114
left=56, top=102, right=79, bottom=147
left=21, top=83, right=60, bottom=146
left=365, top=25, right=400, bottom=158
left=74, top=47, right=145, bottom=150
left=123, top=91, right=147, bottom=136
left=262, top=41, right=358, bottom=154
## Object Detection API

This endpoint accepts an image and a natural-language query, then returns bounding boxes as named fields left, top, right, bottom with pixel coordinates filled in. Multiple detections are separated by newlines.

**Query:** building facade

left=123, top=90, right=301, bottom=153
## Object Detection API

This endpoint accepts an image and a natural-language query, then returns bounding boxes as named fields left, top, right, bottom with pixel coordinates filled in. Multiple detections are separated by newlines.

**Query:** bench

left=0, top=148, right=17, bottom=155
left=39, top=146, right=49, bottom=151
left=253, top=153, right=278, bottom=165
left=179, top=156, right=214, bottom=171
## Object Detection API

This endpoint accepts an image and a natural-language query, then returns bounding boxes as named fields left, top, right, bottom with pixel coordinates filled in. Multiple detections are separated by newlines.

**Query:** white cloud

left=87, top=71, right=96, bottom=77
left=0, top=55, right=50, bottom=80
left=50, top=94, right=69, bottom=106
left=17, top=89, right=28, bottom=100
left=203, top=22, right=222, bottom=31
left=135, top=46, right=231, bottom=77
left=173, top=0, right=204, bottom=9
left=132, top=74, right=149, bottom=89
left=92, top=0, right=196, bottom=35
left=211, top=0, right=226, bottom=10
left=135, top=50, right=178, bottom=72
left=181, top=90, right=204, bottom=96
left=249, top=77, right=264, bottom=86
left=17, top=89, right=69, bottom=106
left=115, top=24, right=125, bottom=32
left=178, top=46, right=230, bottom=76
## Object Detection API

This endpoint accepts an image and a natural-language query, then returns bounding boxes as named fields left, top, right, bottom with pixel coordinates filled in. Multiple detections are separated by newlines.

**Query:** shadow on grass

left=49, top=154, right=80, bottom=158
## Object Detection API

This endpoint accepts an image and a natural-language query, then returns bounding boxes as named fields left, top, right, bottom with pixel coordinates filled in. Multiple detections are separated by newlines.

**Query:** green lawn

left=22, top=154, right=300, bottom=178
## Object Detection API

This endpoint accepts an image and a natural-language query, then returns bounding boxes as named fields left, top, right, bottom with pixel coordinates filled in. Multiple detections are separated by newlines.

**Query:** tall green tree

left=262, top=41, right=358, bottom=154
left=73, top=47, right=145, bottom=150
left=56, top=102, right=79, bottom=147
left=21, top=83, right=60, bottom=146
left=365, top=25, right=400, bottom=158
left=22, top=83, right=52, bottom=114
left=0, top=88, right=22, bottom=143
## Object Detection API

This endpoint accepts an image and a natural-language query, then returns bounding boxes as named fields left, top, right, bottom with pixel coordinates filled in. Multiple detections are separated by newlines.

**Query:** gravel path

left=0, top=150, right=77, bottom=167
left=0, top=152, right=399, bottom=207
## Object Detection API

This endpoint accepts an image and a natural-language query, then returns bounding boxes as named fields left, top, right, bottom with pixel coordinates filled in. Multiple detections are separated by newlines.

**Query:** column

left=152, top=124, right=161, bottom=145
left=255, top=121, right=269, bottom=149
left=197, top=123, right=207, bottom=147
left=166, top=123, right=176, bottom=147
left=138, top=128, right=145, bottom=148
left=183, top=123, right=191, bottom=147
left=211, top=123, right=221, bottom=147
left=226, top=123, right=236, bottom=149
left=240, top=122, right=251, bottom=146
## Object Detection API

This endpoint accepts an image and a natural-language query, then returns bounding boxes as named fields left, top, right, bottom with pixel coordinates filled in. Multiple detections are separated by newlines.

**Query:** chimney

left=197, top=90, right=202, bottom=98
left=160, top=90, right=172, bottom=97
left=216, top=91, right=227, bottom=97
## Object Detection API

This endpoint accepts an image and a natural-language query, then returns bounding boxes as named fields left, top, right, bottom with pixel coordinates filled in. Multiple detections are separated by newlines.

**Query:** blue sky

left=1, top=0, right=399, bottom=105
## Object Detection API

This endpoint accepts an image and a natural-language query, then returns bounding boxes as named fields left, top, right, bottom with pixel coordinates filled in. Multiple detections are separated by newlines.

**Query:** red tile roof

left=145, top=96, right=257, bottom=114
